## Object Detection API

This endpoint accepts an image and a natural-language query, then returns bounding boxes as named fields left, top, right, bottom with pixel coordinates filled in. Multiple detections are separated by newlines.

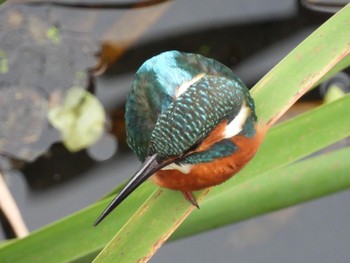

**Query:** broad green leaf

left=175, top=146, right=350, bottom=239
left=0, top=183, right=157, bottom=263
left=0, top=240, right=14, bottom=249
left=93, top=190, right=208, bottom=263
left=251, top=8, right=350, bottom=126
left=316, top=54, right=350, bottom=87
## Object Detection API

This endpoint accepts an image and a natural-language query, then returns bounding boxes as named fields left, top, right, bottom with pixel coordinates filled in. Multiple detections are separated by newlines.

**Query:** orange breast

left=150, top=124, right=266, bottom=191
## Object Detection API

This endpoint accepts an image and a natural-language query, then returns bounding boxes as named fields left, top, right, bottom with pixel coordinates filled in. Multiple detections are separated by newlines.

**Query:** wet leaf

left=48, top=87, right=106, bottom=152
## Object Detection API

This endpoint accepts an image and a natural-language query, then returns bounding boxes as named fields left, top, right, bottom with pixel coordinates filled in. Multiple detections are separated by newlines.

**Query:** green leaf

left=48, top=87, right=105, bottom=152
left=92, top=190, right=208, bottom=263
left=176, top=146, right=350, bottom=239
left=0, top=183, right=156, bottom=263
left=251, top=10, right=350, bottom=126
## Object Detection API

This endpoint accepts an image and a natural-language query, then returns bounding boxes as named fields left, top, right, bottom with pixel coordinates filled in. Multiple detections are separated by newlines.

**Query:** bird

left=94, top=50, right=265, bottom=226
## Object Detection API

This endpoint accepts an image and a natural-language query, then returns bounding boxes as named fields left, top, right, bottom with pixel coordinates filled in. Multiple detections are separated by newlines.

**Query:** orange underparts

left=150, top=124, right=266, bottom=192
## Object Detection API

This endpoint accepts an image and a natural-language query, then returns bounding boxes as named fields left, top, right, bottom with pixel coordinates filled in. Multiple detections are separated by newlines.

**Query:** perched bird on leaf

left=94, top=51, right=265, bottom=226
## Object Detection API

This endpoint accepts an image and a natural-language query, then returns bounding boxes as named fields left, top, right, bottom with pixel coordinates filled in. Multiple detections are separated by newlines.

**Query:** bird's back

left=125, top=50, right=249, bottom=162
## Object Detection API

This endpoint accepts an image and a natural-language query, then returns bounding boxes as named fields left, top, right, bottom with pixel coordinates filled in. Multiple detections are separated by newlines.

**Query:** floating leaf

left=48, top=87, right=106, bottom=152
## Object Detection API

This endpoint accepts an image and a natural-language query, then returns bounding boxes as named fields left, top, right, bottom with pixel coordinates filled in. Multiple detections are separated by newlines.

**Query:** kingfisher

left=94, top=51, right=265, bottom=226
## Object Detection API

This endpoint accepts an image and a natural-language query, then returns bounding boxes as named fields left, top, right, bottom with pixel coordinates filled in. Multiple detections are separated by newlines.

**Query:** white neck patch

left=175, top=73, right=205, bottom=98
left=161, top=163, right=192, bottom=174
left=223, top=103, right=250, bottom=138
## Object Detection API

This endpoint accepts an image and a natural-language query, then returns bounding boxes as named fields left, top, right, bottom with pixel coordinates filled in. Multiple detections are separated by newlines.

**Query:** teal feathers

left=151, top=75, right=245, bottom=160
left=125, top=50, right=256, bottom=163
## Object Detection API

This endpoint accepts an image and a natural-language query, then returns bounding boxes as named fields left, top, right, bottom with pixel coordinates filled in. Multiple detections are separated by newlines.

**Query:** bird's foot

left=182, top=191, right=199, bottom=209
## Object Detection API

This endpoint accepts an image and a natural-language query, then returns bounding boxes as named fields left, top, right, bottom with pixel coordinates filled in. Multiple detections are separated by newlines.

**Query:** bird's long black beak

left=94, top=154, right=167, bottom=226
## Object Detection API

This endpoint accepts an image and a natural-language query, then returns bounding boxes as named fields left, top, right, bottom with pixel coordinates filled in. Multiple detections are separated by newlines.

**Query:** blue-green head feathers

left=125, top=51, right=256, bottom=163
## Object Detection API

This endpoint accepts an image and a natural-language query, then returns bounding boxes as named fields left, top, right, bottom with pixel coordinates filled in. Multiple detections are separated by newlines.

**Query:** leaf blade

left=173, top=146, right=350, bottom=239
